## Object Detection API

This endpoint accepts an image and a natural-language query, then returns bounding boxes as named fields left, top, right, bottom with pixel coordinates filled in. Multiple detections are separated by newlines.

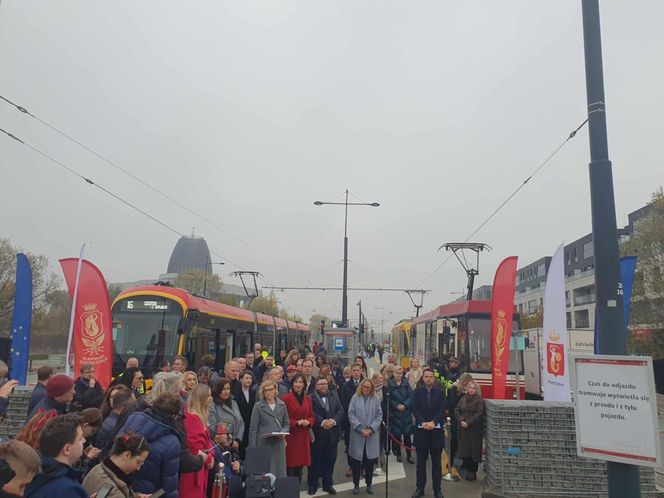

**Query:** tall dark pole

left=358, top=300, right=363, bottom=343
left=581, top=1, right=640, bottom=495
left=343, top=190, right=349, bottom=327
left=314, top=190, right=379, bottom=328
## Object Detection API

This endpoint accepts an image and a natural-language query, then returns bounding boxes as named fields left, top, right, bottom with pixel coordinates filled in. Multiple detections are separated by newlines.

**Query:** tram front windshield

left=112, top=296, right=183, bottom=376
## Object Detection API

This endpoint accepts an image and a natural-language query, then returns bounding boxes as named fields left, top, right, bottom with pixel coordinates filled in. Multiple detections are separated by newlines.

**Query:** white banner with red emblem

left=542, top=243, right=571, bottom=402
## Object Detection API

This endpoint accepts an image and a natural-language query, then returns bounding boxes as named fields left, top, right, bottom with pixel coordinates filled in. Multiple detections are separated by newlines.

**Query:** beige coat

left=82, top=461, right=136, bottom=498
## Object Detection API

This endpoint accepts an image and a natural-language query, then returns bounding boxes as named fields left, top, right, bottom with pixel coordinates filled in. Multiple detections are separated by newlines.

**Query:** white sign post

left=570, top=354, right=661, bottom=467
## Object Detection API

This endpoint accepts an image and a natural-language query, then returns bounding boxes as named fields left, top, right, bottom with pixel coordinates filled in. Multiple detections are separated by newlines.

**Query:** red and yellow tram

left=111, top=284, right=309, bottom=377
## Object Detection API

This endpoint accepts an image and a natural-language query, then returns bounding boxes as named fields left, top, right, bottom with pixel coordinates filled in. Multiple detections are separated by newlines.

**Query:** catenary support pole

left=581, top=1, right=640, bottom=495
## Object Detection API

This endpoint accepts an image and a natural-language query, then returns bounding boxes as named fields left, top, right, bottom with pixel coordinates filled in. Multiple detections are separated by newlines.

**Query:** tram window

left=467, top=319, right=490, bottom=370
left=278, top=333, right=288, bottom=354
left=236, top=325, right=252, bottom=357
left=189, top=315, right=238, bottom=369
left=112, top=299, right=182, bottom=375
left=441, top=324, right=452, bottom=356
left=466, top=318, right=522, bottom=373
left=400, top=329, right=409, bottom=356
left=255, top=323, right=274, bottom=353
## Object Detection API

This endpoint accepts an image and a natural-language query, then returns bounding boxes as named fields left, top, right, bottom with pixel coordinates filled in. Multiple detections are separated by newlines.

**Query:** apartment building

left=514, top=203, right=650, bottom=329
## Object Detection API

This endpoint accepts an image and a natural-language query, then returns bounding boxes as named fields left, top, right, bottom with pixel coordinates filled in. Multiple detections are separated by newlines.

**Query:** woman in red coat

left=282, top=372, right=315, bottom=481
left=179, top=384, right=215, bottom=498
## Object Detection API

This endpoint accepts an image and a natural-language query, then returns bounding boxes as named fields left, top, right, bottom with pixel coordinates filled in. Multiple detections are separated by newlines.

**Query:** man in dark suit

left=308, top=376, right=345, bottom=495
left=411, top=368, right=447, bottom=498
left=235, top=370, right=256, bottom=459
left=340, top=363, right=364, bottom=477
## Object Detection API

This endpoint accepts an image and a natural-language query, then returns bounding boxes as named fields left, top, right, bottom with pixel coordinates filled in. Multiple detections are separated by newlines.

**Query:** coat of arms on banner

left=80, top=303, right=105, bottom=355
left=493, top=309, right=508, bottom=377
left=546, top=333, right=564, bottom=377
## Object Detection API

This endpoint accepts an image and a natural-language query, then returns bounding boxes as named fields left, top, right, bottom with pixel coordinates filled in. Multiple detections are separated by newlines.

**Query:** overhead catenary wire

left=0, top=125, right=244, bottom=269
left=418, top=118, right=589, bottom=286
left=0, top=124, right=317, bottom=316
left=0, top=94, right=313, bottom=285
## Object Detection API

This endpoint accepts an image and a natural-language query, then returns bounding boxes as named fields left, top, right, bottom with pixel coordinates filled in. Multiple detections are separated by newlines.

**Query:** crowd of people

left=0, top=345, right=485, bottom=498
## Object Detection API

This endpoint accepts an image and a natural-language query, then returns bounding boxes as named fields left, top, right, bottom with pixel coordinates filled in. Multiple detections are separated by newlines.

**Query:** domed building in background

left=111, top=233, right=248, bottom=305
left=167, top=234, right=211, bottom=274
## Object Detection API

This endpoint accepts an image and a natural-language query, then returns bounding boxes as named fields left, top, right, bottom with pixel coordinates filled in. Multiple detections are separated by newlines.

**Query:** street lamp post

left=314, top=190, right=379, bottom=327
left=203, top=261, right=225, bottom=297
left=375, top=306, right=384, bottom=344
left=581, top=2, right=638, bottom=495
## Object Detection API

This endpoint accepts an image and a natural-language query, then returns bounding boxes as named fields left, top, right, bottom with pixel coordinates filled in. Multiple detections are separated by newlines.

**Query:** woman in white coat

left=347, top=379, right=383, bottom=495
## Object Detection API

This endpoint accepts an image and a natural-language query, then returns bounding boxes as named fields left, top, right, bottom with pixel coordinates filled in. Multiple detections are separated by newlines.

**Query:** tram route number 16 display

left=124, top=300, right=169, bottom=311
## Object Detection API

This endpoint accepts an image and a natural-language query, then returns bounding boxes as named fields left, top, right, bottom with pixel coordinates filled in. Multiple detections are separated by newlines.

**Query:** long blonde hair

left=187, top=384, right=211, bottom=426
left=182, top=371, right=198, bottom=392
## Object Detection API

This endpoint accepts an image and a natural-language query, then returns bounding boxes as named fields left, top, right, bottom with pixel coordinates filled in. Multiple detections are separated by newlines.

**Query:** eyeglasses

left=263, top=387, right=275, bottom=391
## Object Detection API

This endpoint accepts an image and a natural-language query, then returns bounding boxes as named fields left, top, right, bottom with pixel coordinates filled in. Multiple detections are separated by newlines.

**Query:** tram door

left=277, top=332, right=289, bottom=356
left=187, top=327, right=231, bottom=371
left=214, top=329, right=234, bottom=373
left=438, top=319, right=457, bottom=357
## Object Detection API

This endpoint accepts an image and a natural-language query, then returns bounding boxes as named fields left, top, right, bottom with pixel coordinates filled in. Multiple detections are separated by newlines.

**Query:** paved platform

left=297, top=355, right=484, bottom=498
left=297, top=445, right=484, bottom=498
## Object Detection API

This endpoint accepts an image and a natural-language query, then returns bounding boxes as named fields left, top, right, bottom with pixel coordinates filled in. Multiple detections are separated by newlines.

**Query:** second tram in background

left=111, top=284, right=310, bottom=377
left=391, top=300, right=524, bottom=399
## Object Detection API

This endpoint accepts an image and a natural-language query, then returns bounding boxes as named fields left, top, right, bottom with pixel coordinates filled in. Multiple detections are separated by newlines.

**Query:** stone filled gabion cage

left=0, top=386, right=32, bottom=439
left=483, top=400, right=657, bottom=498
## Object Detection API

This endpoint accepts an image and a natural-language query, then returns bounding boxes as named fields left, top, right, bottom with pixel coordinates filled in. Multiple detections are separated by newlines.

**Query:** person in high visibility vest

left=427, top=351, right=446, bottom=390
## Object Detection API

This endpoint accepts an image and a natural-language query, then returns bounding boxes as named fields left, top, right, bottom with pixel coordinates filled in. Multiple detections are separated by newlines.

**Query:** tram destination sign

left=570, top=354, right=661, bottom=467
left=120, top=299, right=171, bottom=312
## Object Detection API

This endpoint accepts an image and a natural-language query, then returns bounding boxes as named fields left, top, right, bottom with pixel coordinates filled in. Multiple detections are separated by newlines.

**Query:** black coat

left=235, top=386, right=256, bottom=447
left=455, top=395, right=485, bottom=463
left=310, top=390, right=344, bottom=446
left=340, top=377, right=362, bottom=410
left=387, top=378, right=414, bottom=438
left=411, top=386, right=447, bottom=449
left=73, top=378, right=105, bottom=410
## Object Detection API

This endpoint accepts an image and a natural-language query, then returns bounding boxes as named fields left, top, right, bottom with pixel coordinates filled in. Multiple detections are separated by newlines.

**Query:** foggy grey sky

left=1, top=1, right=662, bottom=327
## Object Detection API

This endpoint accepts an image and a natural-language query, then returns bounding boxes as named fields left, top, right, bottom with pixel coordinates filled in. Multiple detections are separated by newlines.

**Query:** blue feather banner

left=9, top=253, right=32, bottom=384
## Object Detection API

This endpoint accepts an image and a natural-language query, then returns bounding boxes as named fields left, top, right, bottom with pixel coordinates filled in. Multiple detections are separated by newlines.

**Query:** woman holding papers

left=208, top=378, right=245, bottom=449
left=347, top=379, right=383, bottom=495
left=248, top=379, right=289, bottom=477
left=282, top=373, right=315, bottom=481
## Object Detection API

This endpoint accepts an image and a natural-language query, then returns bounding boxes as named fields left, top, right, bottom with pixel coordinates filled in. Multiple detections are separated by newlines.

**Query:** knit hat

left=287, top=365, right=297, bottom=373
left=46, top=374, right=74, bottom=399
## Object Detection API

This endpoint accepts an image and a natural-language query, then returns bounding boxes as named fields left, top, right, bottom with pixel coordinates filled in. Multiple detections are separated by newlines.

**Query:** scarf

left=104, top=457, right=133, bottom=488
left=459, top=392, right=483, bottom=413
left=294, top=391, right=305, bottom=405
